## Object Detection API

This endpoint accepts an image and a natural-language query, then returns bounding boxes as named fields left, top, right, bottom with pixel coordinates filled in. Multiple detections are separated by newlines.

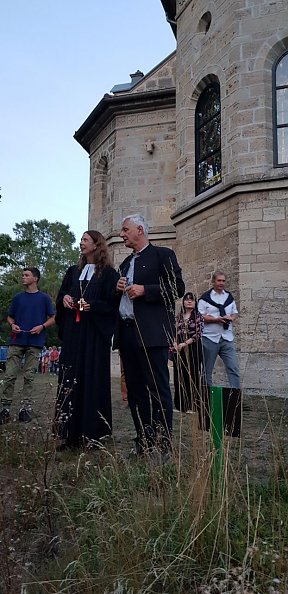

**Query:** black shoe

left=133, top=437, right=145, bottom=457
left=18, top=408, right=32, bottom=423
left=0, top=408, right=11, bottom=425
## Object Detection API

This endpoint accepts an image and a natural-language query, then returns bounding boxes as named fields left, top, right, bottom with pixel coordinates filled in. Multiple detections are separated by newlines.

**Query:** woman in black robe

left=172, top=292, right=204, bottom=413
left=54, top=230, right=119, bottom=449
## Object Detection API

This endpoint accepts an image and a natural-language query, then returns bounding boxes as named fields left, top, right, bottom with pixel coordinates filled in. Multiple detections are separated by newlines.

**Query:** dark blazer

left=113, top=243, right=185, bottom=348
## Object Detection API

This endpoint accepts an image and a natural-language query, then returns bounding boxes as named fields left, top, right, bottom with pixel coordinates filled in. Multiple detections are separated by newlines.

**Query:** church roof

left=74, top=53, right=176, bottom=153
left=110, top=70, right=144, bottom=94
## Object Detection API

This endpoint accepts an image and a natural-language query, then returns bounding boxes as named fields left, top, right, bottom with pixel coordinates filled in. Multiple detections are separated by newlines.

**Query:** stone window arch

left=197, top=11, right=212, bottom=34
left=195, top=83, right=221, bottom=195
left=96, top=155, right=108, bottom=212
left=273, top=51, right=288, bottom=166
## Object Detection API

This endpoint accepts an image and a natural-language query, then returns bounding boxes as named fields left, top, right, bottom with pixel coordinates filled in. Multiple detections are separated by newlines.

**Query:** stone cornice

left=74, top=88, right=176, bottom=153
left=171, top=177, right=288, bottom=224
left=176, top=0, right=191, bottom=19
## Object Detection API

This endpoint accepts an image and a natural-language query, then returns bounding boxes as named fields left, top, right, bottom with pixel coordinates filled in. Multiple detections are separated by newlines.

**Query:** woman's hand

left=63, top=294, right=74, bottom=309
left=116, top=277, right=127, bottom=292
left=81, top=300, right=90, bottom=312
left=177, top=342, right=187, bottom=351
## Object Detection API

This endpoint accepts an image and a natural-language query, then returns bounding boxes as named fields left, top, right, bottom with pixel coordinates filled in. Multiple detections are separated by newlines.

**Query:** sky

left=0, top=1, right=175, bottom=246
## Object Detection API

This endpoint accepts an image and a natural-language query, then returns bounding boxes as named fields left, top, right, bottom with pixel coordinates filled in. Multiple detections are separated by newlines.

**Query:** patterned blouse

left=176, top=310, right=204, bottom=344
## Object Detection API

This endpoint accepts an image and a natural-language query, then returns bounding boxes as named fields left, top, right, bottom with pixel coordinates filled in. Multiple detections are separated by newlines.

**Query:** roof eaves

left=74, top=88, right=175, bottom=153
left=160, top=0, right=177, bottom=37
left=110, top=83, right=132, bottom=93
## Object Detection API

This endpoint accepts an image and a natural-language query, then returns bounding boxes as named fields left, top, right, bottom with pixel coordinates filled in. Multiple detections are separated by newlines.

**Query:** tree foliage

left=11, top=219, right=79, bottom=276
left=0, top=233, right=15, bottom=268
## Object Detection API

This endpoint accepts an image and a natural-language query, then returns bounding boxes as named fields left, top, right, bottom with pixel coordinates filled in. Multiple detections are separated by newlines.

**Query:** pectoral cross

left=78, top=298, right=85, bottom=311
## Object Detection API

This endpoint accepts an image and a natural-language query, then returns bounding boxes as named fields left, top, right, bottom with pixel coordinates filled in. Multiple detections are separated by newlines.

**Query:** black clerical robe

left=54, top=265, right=118, bottom=447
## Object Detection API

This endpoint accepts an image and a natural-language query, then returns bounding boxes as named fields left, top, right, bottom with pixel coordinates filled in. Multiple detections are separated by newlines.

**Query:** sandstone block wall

left=173, top=0, right=288, bottom=394
left=176, top=188, right=288, bottom=394
left=89, top=107, right=177, bottom=247
left=238, top=190, right=288, bottom=395
left=176, top=197, right=240, bottom=389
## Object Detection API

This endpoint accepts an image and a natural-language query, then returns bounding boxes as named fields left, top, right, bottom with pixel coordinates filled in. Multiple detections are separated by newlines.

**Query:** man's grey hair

left=212, top=269, right=226, bottom=281
left=122, top=214, right=149, bottom=237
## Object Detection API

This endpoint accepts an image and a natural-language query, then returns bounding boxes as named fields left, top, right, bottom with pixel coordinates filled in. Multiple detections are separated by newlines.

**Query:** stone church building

left=74, top=0, right=288, bottom=396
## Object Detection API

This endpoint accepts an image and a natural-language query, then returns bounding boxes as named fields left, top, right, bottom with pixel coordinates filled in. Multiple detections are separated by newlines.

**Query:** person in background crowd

left=54, top=230, right=119, bottom=450
left=36, top=350, right=42, bottom=373
left=49, top=345, right=59, bottom=374
left=41, top=346, right=50, bottom=374
left=0, top=267, right=55, bottom=424
left=120, top=357, right=128, bottom=403
left=198, top=270, right=240, bottom=389
left=172, top=292, right=204, bottom=413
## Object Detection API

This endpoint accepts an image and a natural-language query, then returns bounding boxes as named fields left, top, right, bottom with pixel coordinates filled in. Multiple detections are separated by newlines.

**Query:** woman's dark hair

left=78, top=230, right=112, bottom=275
left=182, top=292, right=198, bottom=314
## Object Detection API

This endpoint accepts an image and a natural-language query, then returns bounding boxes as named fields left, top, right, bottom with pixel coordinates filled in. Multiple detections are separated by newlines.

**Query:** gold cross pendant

left=78, top=298, right=85, bottom=311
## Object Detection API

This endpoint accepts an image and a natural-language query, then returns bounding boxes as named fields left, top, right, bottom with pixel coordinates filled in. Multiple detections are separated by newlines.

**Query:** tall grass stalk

left=0, top=364, right=288, bottom=593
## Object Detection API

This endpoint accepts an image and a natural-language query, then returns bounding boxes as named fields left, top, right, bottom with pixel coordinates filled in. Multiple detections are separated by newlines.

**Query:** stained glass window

left=274, top=52, right=288, bottom=166
left=195, top=84, right=221, bottom=194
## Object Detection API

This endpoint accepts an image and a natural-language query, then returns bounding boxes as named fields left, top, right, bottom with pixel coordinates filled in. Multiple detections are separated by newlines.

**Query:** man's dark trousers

left=119, top=319, right=173, bottom=445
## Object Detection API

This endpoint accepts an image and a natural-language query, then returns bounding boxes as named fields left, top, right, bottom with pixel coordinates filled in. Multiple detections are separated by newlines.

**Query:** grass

left=0, top=373, right=288, bottom=593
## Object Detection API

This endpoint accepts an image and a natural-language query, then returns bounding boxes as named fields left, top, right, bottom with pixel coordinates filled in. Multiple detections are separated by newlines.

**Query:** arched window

left=195, top=83, right=221, bottom=195
left=94, top=155, right=108, bottom=212
left=273, top=51, right=288, bottom=166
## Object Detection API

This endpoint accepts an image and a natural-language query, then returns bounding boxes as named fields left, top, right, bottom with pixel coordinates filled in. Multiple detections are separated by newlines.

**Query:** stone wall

left=175, top=196, right=240, bottom=389
left=172, top=0, right=288, bottom=394
left=175, top=187, right=288, bottom=394
left=89, top=121, right=116, bottom=234
left=238, top=189, right=288, bottom=395
left=89, top=107, right=177, bottom=244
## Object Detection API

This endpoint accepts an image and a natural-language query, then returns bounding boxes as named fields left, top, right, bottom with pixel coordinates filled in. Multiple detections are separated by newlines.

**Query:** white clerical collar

left=79, top=264, right=95, bottom=280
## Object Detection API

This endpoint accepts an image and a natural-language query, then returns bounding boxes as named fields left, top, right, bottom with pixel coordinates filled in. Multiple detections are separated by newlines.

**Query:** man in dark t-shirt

left=0, top=267, right=55, bottom=424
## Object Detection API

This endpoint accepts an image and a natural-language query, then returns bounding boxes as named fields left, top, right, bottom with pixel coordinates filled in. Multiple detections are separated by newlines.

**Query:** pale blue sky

left=0, top=1, right=175, bottom=245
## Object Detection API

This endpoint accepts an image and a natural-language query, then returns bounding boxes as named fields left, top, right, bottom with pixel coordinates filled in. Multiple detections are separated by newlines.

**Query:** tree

left=0, top=233, right=15, bottom=268
left=11, top=219, right=79, bottom=277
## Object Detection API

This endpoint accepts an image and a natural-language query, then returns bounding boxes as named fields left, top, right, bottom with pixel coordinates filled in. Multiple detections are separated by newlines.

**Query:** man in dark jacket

left=114, top=214, right=185, bottom=456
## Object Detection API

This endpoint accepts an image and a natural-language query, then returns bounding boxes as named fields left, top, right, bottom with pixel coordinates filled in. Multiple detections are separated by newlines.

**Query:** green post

left=210, top=386, right=224, bottom=488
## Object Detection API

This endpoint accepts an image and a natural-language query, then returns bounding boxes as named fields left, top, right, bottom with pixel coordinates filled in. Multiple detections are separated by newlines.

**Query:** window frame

left=195, top=82, right=221, bottom=196
left=272, top=50, right=288, bottom=167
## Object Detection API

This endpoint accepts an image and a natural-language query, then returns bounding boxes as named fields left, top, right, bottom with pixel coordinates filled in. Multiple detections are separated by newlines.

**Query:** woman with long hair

left=54, top=230, right=119, bottom=449
left=173, top=292, right=204, bottom=413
